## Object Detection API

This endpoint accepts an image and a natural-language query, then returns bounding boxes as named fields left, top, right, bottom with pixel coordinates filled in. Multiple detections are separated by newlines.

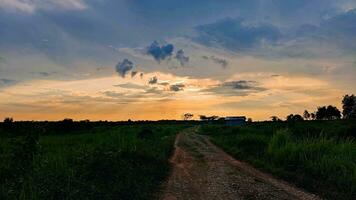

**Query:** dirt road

left=160, top=128, right=320, bottom=200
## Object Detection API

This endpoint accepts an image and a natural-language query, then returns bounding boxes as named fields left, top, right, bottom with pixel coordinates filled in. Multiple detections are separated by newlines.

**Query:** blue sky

left=0, top=0, right=355, bottom=120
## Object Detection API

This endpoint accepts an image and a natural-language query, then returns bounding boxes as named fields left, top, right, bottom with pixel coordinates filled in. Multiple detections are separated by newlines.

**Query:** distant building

left=225, top=116, right=246, bottom=126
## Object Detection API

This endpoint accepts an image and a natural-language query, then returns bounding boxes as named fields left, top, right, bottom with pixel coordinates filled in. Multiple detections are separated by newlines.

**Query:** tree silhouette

left=326, top=105, right=341, bottom=120
left=270, top=116, right=281, bottom=122
left=3, top=117, right=13, bottom=123
left=342, top=94, right=356, bottom=119
left=316, top=105, right=341, bottom=120
left=199, top=115, right=219, bottom=121
left=182, top=113, right=194, bottom=120
left=303, top=110, right=311, bottom=120
left=286, top=114, right=304, bottom=122
left=310, top=112, right=316, bottom=120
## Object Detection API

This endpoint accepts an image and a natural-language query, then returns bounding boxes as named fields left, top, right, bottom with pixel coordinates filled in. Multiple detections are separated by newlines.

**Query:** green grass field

left=0, top=124, right=187, bottom=200
left=199, top=120, right=356, bottom=200
left=1, top=120, right=355, bottom=200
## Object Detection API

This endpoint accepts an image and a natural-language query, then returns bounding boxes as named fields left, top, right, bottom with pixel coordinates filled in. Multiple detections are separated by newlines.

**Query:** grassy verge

left=199, top=120, right=356, bottom=200
left=0, top=124, right=186, bottom=200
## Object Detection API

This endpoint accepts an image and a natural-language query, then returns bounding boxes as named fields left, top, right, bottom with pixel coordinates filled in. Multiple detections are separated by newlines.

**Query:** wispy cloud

left=169, top=83, right=185, bottom=92
left=175, top=49, right=189, bottom=66
left=203, top=80, right=266, bottom=96
left=195, top=18, right=281, bottom=52
left=0, top=78, right=17, bottom=86
left=0, top=0, right=87, bottom=13
left=202, top=55, right=228, bottom=68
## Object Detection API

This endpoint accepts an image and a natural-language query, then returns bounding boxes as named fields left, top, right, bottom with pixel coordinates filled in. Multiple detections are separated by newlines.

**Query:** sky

left=0, top=0, right=355, bottom=121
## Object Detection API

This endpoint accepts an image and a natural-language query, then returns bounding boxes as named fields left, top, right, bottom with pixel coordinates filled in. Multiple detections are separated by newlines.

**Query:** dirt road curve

left=160, top=128, right=320, bottom=200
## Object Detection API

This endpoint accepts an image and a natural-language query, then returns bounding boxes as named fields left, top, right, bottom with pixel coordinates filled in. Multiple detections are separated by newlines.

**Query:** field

left=0, top=122, right=189, bottom=200
left=1, top=120, right=355, bottom=200
left=199, top=120, right=356, bottom=200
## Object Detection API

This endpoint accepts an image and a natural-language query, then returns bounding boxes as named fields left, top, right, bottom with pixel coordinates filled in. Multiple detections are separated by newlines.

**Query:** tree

left=303, top=110, right=310, bottom=120
left=270, top=116, right=280, bottom=122
left=3, top=117, right=13, bottom=123
left=310, top=112, right=316, bottom=120
left=326, top=105, right=341, bottom=120
left=182, top=113, right=194, bottom=120
left=247, top=118, right=253, bottom=123
left=3, top=117, right=14, bottom=132
left=199, top=115, right=219, bottom=121
left=316, top=106, right=327, bottom=120
left=316, top=105, right=341, bottom=120
left=286, top=114, right=304, bottom=122
left=342, top=94, right=356, bottom=119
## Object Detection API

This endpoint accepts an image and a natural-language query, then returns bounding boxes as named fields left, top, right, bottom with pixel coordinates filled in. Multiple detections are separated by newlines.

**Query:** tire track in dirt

left=160, top=128, right=321, bottom=200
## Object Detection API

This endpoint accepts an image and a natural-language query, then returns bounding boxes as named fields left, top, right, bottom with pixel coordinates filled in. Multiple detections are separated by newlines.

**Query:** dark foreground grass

left=199, top=120, right=356, bottom=200
left=0, top=124, right=187, bottom=200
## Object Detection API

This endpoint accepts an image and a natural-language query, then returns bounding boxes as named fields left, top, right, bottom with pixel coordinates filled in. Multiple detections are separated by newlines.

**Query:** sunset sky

left=0, top=0, right=355, bottom=121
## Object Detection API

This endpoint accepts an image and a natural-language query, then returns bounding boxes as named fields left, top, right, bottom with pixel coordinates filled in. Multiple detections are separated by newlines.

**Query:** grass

left=199, top=120, right=356, bottom=200
left=0, top=124, right=187, bottom=200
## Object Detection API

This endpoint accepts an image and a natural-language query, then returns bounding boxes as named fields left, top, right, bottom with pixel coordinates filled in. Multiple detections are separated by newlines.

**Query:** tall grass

left=200, top=120, right=356, bottom=200
left=0, top=124, right=186, bottom=200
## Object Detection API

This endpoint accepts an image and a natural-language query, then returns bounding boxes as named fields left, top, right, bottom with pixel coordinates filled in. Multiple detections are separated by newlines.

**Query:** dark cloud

left=203, top=80, right=266, bottom=96
left=0, top=78, right=17, bottom=86
left=202, top=55, right=228, bottom=68
left=116, top=59, right=134, bottom=78
left=175, top=49, right=189, bottom=66
left=148, top=76, right=158, bottom=84
left=38, top=72, right=57, bottom=77
left=223, top=81, right=261, bottom=89
left=169, top=83, right=185, bottom=92
left=195, top=18, right=282, bottom=51
left=131, top=71, right=138, bottom=78
left=146, top=41, right=174, bottom=62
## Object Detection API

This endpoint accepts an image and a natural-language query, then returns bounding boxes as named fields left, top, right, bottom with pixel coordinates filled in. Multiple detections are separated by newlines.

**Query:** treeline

left=272, top=94, right=356, bottom=122
left=0, top=118, right=200, bottom=136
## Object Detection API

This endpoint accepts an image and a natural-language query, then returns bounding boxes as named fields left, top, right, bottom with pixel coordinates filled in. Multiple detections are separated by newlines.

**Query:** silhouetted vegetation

left=286, top=114, right=304, bottom=122
left=199, top=115, right=219, bottom=121
left=182, top=113, right=194, bottom=120
left=270, top=116, right=282, bottom=122
left=342, top=94, right=356, bottom=119
left=316, top=105, right=341, bottom=120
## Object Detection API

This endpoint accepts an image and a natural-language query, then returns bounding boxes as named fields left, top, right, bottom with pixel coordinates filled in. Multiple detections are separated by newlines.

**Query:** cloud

left=148, top=76, right=158, bottom=84
left=0, top=78, right=17, bottom=86
left=131, top=71, right=138, bottom=78
left=318, top=9, right=356, bottom=50
left=114, top=83, right=146, bottom=90
left=175, top=49, right=189, bottom=66
left=203, top=80, right=266, bottom=96
left=36, top=72, right=57, bottom=77
left=146, top=41, right=174, bottom=62
left=195, top=18, right=282, bottom=52
left=202, top=55, right=228, bottom=68
left=169, top=83, right=185, bottom=92
left=0, top=0, right=87, bottom=13
left=116, top=59, right=134, bottom=78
